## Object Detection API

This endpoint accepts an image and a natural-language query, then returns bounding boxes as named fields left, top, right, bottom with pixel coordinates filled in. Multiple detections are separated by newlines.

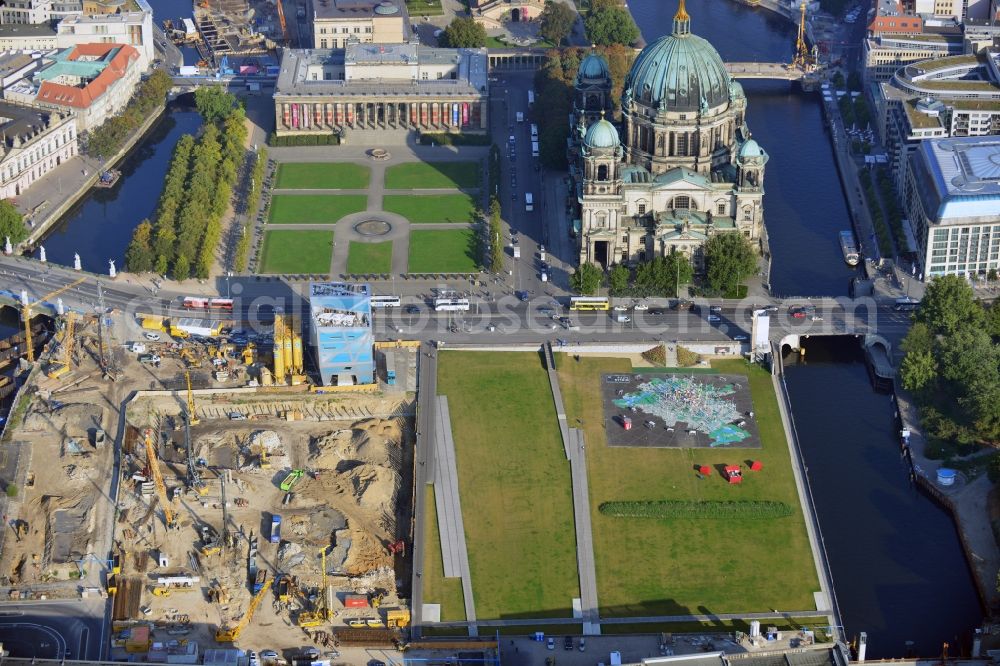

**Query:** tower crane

left=19, top=277, right=86, bottom=363
left=143, top=428, right=174, bottom=528
left=185, top=370, right=200, bottom=425
left=184, top=409, right=207, bottom=495
left=45, top=311, right=76, bottom=379
left=792, top=1, right=816, bottom=71
left=215, top=576, right=272, bottom=642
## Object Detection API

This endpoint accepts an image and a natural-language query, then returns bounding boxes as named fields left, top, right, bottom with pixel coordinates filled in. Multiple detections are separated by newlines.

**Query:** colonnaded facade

left=273, top=42, right=488, bottom=137
left=571, top=0, right=768, bottom=270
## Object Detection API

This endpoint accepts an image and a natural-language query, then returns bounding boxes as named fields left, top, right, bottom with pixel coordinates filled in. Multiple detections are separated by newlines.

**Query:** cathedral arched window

left=597, top=164, right=609, bottom=181
left=671, top=195, right=691, bottom=210
left=675, top=133, right=689, bottom=157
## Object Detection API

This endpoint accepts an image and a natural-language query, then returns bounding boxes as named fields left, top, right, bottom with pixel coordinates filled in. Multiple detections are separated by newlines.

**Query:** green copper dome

left=578, top=52, right=610, bottom=82
left=623, top=1, right=731, bottom=112
left=738, top=138, right=767, bottom=161
left=584, top=118, right=620, bottom=149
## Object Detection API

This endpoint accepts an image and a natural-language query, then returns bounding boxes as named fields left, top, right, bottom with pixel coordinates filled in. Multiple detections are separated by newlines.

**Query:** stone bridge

left=724, top=62, right=806, bottom=81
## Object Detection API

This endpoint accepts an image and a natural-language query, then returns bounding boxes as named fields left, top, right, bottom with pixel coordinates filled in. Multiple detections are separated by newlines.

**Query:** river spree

left=784, top=340, right=982, bottom=658
left=39, top=107, right=202, bottom=273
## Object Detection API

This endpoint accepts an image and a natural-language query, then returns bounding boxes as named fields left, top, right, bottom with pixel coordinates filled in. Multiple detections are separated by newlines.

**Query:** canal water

left=627, top=0, right=984, bottom=656
left=784, top=339, right=982, bottom=658
left=39, top=107, right=202, bottom=273
left=630, top=0, right=858, bottom=298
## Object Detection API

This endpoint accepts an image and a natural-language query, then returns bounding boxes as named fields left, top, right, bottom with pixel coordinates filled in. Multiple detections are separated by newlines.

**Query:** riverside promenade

left=895, top=388, right=1000, bottom=614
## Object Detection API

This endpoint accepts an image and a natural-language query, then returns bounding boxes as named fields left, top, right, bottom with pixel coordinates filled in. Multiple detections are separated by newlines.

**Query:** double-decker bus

left=569, top=297, right=610, bottom=311
left=183, top=297, right=234, bottom=311
left=434, top=298, right=471, bottom=312
left=370, top=295, right=402, bottom=308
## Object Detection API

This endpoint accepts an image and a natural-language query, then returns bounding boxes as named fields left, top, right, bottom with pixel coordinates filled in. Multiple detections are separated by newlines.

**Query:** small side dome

left=738, top=138, right=766, bottom=161
left=374, top=2, right=399, bottom=14
left=584, top=118, right=620, bottom=149
left=578, top=52, right=610, bottom=82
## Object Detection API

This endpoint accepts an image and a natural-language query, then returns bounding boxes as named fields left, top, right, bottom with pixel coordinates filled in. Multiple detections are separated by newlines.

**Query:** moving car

left=733, top=334, right=749, bottom=341
left=707, top=315, right=721, bottom=322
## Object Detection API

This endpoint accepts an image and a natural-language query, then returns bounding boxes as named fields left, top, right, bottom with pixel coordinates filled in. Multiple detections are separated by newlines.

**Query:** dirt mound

left=308, top=419, right=401, bottom=469
left=23, top=402, right=104, bottom=433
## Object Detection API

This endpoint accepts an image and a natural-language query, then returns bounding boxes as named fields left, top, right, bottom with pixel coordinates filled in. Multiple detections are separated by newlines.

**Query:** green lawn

left=258, top=230, right=333, bottom=274
left=383, top=194, right=477, bottom=224
left=384, top=162, right=480, bottom=189
left=556, top=357, right=820, bottom=619
left=346, top=241, right=392, bottom=273
left=405, top=0, right=443, bottom=15
left=408, top=230, right=479, bottom=273
left=275, top=162, right=370, bottom=189
left=438, top=352, right=580, bottom=620
left=421, top=485, right=467, bottom=622
left=268, top=195, right=367, bottom=224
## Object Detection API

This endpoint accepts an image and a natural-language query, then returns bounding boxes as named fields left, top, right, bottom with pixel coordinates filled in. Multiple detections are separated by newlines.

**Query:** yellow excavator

left=215, top=577, right=272, bottom=642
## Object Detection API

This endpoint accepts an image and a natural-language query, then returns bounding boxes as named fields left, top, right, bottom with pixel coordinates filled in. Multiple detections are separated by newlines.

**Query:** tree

left=441, top=17, right=487, bottom=48
left=986, top=300, right=1000, bottom=340
left=488, top=197, right=504, bottom=272
left=195, top=87, right=239, bottom=125
left=0, top=199, right=27, bottom=244
left=608, top=263, right=629, bottom=294
left=585, top=0, right=639, bottom=47
left=704, top=233, right=757, bottom=296
left=634, top=253, right=692, bottom=297
left=540, top=0, right=576, bottom=45
left=173, top=253, right=191, bottom=281
left=570, top=262, right=603, bottom=294
left=900, top=350, right=936, bottom=393
left=900, top=321, right=934, bottom=357
left=125, top=220, right=155, bottom=273
left=915, top=274, right=984, bottom=336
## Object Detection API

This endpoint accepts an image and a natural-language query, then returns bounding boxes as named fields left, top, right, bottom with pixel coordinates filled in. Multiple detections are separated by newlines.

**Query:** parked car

left=228, top=412, right=247, bottom=421
left=633, top=303, right=649, bottom=311
left=579, top=637, right=586, bottom=652
left=734, top=334, right=749, bottom=341
left=709, top=305, right=722, bottom=313
left=260, top=650, right=278, bottom=659
left=791, top=310, right=807, bottom=319
left=405, top=305, right=420, bottom=314
left=564, top=636, right=574, bottom=650
left=143, top=332, right=161, bottom=341
left=546, top=638, right=555, bottom=650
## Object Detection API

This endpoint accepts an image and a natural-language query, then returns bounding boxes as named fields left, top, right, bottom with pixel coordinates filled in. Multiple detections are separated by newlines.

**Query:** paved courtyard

left=602, top=372, right=761, bottom=449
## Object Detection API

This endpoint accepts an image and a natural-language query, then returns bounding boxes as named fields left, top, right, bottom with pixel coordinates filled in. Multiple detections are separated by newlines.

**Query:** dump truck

left=270, top=514, right=282, bottom=543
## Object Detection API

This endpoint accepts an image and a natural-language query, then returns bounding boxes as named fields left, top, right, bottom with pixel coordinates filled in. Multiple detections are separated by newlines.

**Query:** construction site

left=0, top=290, right=421, bottom=661
left=174, top=0, right=294, bottom=67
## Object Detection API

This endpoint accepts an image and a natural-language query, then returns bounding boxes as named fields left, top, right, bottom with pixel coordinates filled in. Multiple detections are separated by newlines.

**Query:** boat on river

left=94, top=169, right=120, bottom=188
left=840, top=230, right=860, bottom=266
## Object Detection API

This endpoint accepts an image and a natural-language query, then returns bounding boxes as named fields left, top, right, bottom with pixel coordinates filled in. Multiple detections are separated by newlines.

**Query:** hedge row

left=874, top=167, right=910, bottom=254
left=860, top=173, right=894, bottom=258
left=268, top=133, right=340, bottom=146
left=598, top=500, right=794, bottom=520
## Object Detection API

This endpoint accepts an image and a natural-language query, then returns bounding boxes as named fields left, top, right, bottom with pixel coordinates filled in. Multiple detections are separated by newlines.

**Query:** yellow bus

left=569, top=297, right=610, bottom=311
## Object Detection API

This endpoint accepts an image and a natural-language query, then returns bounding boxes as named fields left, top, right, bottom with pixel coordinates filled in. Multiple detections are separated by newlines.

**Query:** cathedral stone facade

left=572, top=0, right=768, bottom=270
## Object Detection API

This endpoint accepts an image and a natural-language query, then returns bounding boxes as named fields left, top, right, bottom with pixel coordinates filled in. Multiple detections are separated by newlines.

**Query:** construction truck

left=276, top=575, right=291, bottom=602
left=386, top=609, right=411, bottom=628
left=279, top=469, right=304, bottom=492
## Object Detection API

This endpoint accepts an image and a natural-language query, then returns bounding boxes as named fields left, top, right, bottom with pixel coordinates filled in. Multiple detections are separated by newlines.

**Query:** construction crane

left=295, top=548, right=331, bottom=627
left=215, top=576, right=272, bottom=642
left=143, top=428, right=174, bottom=528
left=275, top=0, right=289, bottom=43
left=45, top=311, right=76, bottom=379
left=792, top=1, right=816, bottom=71
left=185, top=370, right=200, bottom=425
left=19, top=277, right=85, bottom=363
left=184, top=410, right=206, bottom=495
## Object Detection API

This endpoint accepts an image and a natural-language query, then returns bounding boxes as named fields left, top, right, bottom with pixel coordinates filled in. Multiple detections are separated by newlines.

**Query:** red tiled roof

left=36, top=43, right=139, bottom=109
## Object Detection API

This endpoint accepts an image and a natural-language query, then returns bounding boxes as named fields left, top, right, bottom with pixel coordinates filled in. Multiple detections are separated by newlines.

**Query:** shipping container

left=344, top=594, right=369, bottom=608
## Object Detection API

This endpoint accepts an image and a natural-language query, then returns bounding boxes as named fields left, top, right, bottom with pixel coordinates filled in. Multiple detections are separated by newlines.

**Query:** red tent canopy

left=750, top=460, right=763, bottom=471
left=724, top=465, right=743, bottom=484
left=698, top=465, right=711, bottom=476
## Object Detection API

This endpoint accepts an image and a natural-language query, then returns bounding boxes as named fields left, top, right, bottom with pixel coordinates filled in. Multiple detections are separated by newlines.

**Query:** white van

left=531, top=141, right=539, bottom=157
left=525, top=192, right=534, bottom=211
left=516, top=111, right=524, bottom=123
left=530, top=123, right=538, bottom=139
